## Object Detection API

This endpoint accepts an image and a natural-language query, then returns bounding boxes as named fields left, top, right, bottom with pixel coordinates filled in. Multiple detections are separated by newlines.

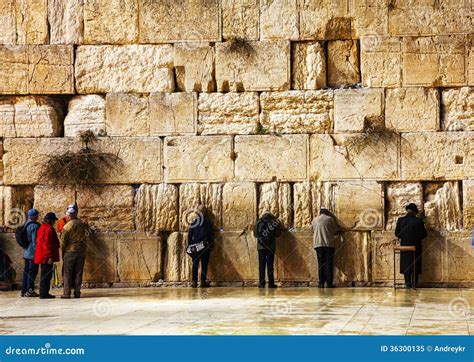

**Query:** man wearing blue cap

left=20, top=209, right=41, bottom=297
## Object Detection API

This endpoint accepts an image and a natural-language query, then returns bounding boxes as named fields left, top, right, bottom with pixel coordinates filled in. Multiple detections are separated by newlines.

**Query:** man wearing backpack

left=254, top=211, right=281, bottom=288
left=18, top=209, right=41, bottom=297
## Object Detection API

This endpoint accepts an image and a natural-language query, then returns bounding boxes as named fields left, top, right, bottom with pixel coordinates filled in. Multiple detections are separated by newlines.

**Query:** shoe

left=318, top=284, right=324, bottom=288
left=40, top=294, right=55, bottom=299
left=20, top=293, right=25, bottom=297
left=326, top=284, right=335, bottom=288
left=268, top=284, right=278, bottom=289
left=200, top=282, right=210, bottom=288
left=60, top=295, right=71, bottom=299
left=258, top=284, right=265, bottom=288
left=191, top=281, right=198, bottom=288
left=25, top=291, right=39, bottom=297
left=74, top=294, right=81, bottom=299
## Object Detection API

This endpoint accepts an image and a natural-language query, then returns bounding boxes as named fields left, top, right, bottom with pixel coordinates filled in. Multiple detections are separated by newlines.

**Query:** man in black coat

left=253, top=211, right=281, bottom=288
left=187, top=205, right=214, bottom=288
left=395, top=203, right=427, bottom=288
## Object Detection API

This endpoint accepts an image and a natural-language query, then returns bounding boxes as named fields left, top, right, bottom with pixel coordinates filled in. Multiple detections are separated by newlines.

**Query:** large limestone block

left=3, top=186, right=34, bottom=229
left=469, top=40, right=474, bottom=86
left=360, top=37, right=402, bottom=87
left=0, top=46, right=28, bottom=94
left=76, top=185, right=135, bottom=232
left=350, top=0, right=388, bottom=37
left=222, top=182, right=257, bottom=231
left=299, top=0, right=351, bottom=40
left=402, top=35, right=467, bottom=87
left=163, top=232, right=191, bottom=282
left=424, top=182, right=462, bottom=231
left=327, top=40, right=360, bottom=86
left=116, top=233, right=162, bottom=282
left=82, top=232, right=117, bottom=283
left=257, top=182, right=292, bottom=228
left=309, top=133, right=399, bottom=180
left=445, top=232, right=474, bottom=283
left=135, top=184, right=179, bottom=233
left=260, top=91, right=333, bottom=134
left=385, top=88, right=439, bottom=132
left=333, top=181, right=384, bottom=231
left=291, top=42, right=326, bottom=90
left=0, top=0, right=17, bottom=44
left=3, top=137, right=163, bottom=185
left=334, top=88, right=384, bottom=133
left=463, top=180, right=474, bottom=229
left=48, top=0, right=83, bottom=44
left=198, top=92, right=259, bottom=135
left=386, top=182, right=423, bottom=230
left=164, top=136, right=232, bottom=183
left=215, top=40, right=290, bottom=91
left=235, top=135, right=308, bottom=181
left=388, top=0, right=472, bottom=36
left=149, top=93, right=197, bottom=135
left=0, top=233, right=26, bottom=283
left=400, top=132, right=473, bottom=180
left=221, top=0, right=259, bottom=40
left=260, top=0, right=299, bottom=40
left=106, top=93, right=149, bottom=137
left=0, top=96, right=63, bottom=137
left=293, top=182, right=312, bottom=229
left=138, top=0, right=221, bottom=43
left=441, top=88, right=474, bottom=131
left=83, top=0, right=138, bottom=44
left=64, top=95, right=106, bottom=137
left=175, top=43, right=215, bottom=92
left=335, top=231, right=370, bottom=284
left=208, top=231, right=258, bottom=282
left=33, top=185, right=75, bottom=220
left=75, top=45, right=174, bottom=93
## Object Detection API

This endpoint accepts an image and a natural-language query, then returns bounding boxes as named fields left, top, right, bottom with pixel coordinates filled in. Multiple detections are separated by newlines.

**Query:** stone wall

left=0, top=0, right=473, bottom=287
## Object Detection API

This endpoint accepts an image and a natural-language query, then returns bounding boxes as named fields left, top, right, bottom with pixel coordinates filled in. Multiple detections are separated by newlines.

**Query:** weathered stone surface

left=64, top=95, right=106, bottom=137
left=0, top=46, right=28, bottom=94
left=424, top=182, right=462, bottom=231
left=75, top=45, right=174, bottom=93
left=82, top=232, right=117, bottom=283
left=403, top=35, right=467, bottom=87
left=291, top=42, right=326, bottom=90
left=76, top=185, right=135, bottom=232
left=175, top=43, right=215, bottom=92
left=334, top=88, right=384, bottom=133
left=222, top=182, right=256, bottom=231
left=215, top=40, right=290, bottom=91
left=385, top=88, right=439, bottom=131
left=335, top=232, right=370, bottom=284
left=260, top=91, right=333, bottom=134
left=309, top=133, right=399, bottom=180
left=400, top=132, right=473, bottom=180
left=469, top=39, right=474, bottom=85
left=135, top=184, right=179, bottom=233
left=441, top=87, right=474, bottom=131
left=388, top=1, right=472, bottom=36
left=33, top=185, right=75, bottom=219
left=208, top=231, right=258, bottom=282
left=350, top=0, right=388, bottom=37
left=106, top=93, right=149, bottom=137
left=138, top=0, right=220, bottom=43
left=333, top=181, right=384, bottom=231
left=4, top=137, right=163, bottom=185
left=149, top=93, right=197, bottom=135
left=198, top=92, right=259, bottom=135
left=164, top=136, right=232, bottom=182
left=327, top=40, right=360, bottom=86
left=463, top=180, right=474, bottom=230
left=235, top=135, right=308, bottom=181
left=163, top=232, right=191, bottom=282
left=222, top=0, right=259, bottom=40
left=293, top=182, right=312, bottom=229
left=260, top=0, right=299, bottom=40
left=117, top=233, right=162, bottom=282
left=299, top=0, right=351, bottom=40
left=0, top=96, right=63, bottom=137
left=3, top=186, right=34, bottom=229
left=83, top=0, right=138, bottom=44
left=257, top=182, right=292, bottom=228
left=48, top=0, right=83, bottom=44
left=0, top=0, right=48, bottom=44
left=360, top=37, right=402, bottom=87
left=386, top=182, right=423, bottom=230
left=445, top=232, right=474, bottom=283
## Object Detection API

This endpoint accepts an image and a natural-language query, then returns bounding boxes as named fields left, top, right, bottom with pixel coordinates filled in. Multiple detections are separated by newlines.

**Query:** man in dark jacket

left=253, top=211, right=281, bottom=288
left=21, top=208, right=40, bottom=297
left=395, top=203, right=427, bottom=288
left=187, top=205, right=214, bottom=288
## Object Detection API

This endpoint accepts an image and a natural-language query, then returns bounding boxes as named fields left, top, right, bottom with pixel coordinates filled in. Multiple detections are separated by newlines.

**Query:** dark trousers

left=258, top=249, right=275, bottom=287
left=63, top=252, right=86, bottom=297
left=316, top=247, right=335, bottom=286
left=192, top=249, right=210, bottom=284
left=404, top=273, right=419, bottom=287
left=39, top=263, right=53, bottom=297
left=21, top=258, right=38, bottom=295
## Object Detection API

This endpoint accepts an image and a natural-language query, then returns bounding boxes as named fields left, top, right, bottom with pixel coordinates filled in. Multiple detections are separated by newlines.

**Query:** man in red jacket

left=34, top=212, right=60, bottom=299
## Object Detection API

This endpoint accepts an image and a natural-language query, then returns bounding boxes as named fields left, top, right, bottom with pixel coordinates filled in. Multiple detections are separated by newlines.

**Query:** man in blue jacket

left=21, top=209, right=41, bottom=297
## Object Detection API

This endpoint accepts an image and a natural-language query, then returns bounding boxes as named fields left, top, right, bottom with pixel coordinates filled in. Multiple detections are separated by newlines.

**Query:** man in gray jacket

left=311, top=208, right=340, bottom=288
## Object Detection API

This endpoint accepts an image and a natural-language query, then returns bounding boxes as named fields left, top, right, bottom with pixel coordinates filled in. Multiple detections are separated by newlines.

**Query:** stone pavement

left=0, top=288, right=472, bottom=335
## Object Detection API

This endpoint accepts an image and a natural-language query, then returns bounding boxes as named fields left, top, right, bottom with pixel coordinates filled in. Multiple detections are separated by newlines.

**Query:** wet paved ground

left=0, top=287, right=472, bottom=335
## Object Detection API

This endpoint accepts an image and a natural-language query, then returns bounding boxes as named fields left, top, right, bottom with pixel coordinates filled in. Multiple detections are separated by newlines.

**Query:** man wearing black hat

left=395, top=203, right=427, bottom=288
